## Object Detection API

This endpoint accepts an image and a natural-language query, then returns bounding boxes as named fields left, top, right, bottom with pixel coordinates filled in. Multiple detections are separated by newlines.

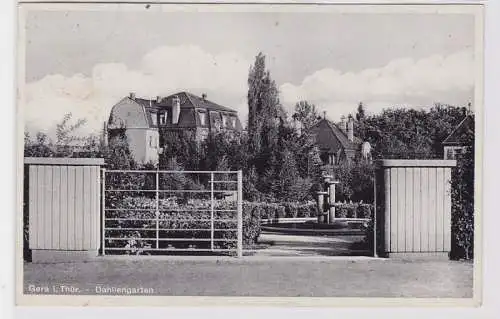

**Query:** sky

left=23, top=7, right=477, bottom=137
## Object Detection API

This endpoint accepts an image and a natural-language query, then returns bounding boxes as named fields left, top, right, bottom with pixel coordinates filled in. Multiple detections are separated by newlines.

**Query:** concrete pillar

left=323, top=176, right=339, bottom=224
left=316, top=191, right=328, bottom=223
left=328, top=182, right=336, bottom=223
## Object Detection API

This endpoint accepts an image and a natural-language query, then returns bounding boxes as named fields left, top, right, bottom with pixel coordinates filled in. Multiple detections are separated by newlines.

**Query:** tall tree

left=247, top=52, right=284, bottom=156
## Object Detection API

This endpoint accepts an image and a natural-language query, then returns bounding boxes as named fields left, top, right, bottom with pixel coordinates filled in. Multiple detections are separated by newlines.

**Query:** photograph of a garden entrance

left=21, top=5, right=476, bottom=299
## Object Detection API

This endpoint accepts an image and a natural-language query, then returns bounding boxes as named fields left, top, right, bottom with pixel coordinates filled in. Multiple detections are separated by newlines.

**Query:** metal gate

left=101, top=169, right=243, bottom=257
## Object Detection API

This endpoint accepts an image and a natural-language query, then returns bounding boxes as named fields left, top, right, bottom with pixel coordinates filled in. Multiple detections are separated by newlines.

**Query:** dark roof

left=442, top=114, right=474, bottom=146
left=181, top=92, right=237, bottom=113
left=309, top=119, right=359, bottom=151
left=119, top=92, right=242, bottom=131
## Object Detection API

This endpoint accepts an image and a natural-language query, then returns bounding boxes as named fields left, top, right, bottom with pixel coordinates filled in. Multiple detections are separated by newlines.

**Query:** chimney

left=172, top=95, right=180, bottom=124
left=129, top=92, right=136, bottom=100
left=202, top=93, right=207, bottom=101
left=340, top=115, right=347, bottom=133
left=347, top=114, right=354, bottom=142
left=156, top=96, right=162, bottom=103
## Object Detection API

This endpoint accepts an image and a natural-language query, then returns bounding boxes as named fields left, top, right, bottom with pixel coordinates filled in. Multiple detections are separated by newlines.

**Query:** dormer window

left=151, top=112, right=157, bottom=126
left=159, top=112, right=167, bottom=125
left=231, top=117, right=236, bottom=128
left=198, top=111, right=206, bottom=126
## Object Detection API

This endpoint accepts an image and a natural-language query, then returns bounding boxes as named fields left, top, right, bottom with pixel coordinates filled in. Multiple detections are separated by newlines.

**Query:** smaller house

left=442, top=114, right=474, bottom=160
left=309, top=114, right=364, bottom=165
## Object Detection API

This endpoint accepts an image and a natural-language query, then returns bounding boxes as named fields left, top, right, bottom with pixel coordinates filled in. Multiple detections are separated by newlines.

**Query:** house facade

left=107, top=91, right=242, bottom=164
left=309, top=114, right=366, bottom=166
left=442, top=114, right=474, bottom=160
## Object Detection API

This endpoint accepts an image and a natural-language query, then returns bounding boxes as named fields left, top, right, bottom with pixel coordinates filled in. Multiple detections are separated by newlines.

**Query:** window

left=159, top=112, right=167, bottom=125
left=222, top=115, right=227, bottom=128
left=149, top=136, right=153, bottom=147
left=231, top=117, right=236, bottom=128
left=151, top=112, right=157, bottom=126
left=446, top=148, right=454, bottom=160
left=198, top=112, right=206, bottom=126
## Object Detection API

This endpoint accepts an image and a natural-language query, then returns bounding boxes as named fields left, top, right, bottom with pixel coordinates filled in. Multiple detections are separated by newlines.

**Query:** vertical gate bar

left=156, top=170, right=159, bottom=250
left=210, top=172, right=214, bottom=251
left=237, top=170, right=243, bottom=257
left=101, top=168, right=106, bottom=256
left=373, top=172, right=378, bottom=257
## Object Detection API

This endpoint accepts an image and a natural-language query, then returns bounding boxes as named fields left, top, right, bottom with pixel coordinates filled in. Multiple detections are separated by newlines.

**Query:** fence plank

left=384, top=168, right=391, bottom=251
left=52, top=166, right=60, bottom=249
left=390, top=168, right=398, bottom=252
left=28, top=165, right=37, bottom=249
left=43, top=166, right=53, bottom=249
left=443, top=168, right=452, bottom=252
left=83, top=166, right=91, bottom=249
left=405, top=168, right=413, bottom=251
left=436, top=167, right=444, bottom=251
left=36, top=166, right=44, bottom=249
left=59, top=166, right=68, bottom=250
left=413, top=167, right=421, bottom=252
left=428, top=167, right=437, bottom=251
left=397, top=167, right=406, bottom=251
left=67, top=166, right=76, bottom=250
left=421, top=167, right=429, bottom=251
left=75, top=167, right=84, bottom=250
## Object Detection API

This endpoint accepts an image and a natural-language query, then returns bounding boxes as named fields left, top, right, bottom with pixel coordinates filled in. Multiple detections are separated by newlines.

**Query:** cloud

left=279, top=50, right=475, bottom=120
left=24, top=45, right=251, bottom=138
left=24, top=47, right=475, bottom=139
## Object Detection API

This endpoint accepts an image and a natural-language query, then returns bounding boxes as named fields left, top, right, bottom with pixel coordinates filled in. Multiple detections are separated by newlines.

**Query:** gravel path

left=23, top=257, right=473, bottom=298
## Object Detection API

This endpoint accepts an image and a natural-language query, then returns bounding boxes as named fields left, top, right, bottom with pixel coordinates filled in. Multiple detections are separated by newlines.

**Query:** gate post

left=155, top=170, right=159, bottom=250
left=210, top=172, right=215, bottom=251
left=102, top=168, right=106, bottom=256
left=237, top=170, right=243, bottom=257
left=376, top=159, right=456, bottom=258
left=25, top=157, right=105, bottom=263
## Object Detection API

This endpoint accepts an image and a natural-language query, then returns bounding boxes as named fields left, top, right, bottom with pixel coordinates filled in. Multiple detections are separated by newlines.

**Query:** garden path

left=250, top=232, right=369, bottom=257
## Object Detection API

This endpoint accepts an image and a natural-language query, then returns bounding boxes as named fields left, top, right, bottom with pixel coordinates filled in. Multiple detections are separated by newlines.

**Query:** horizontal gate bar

left=104, top=208, right=237, bottom=212
left=103, top=248, right=237, bottom=252
left=105, top=189, right=237, bottom=193
left=104, top=227, right=238, bottom=231
left=104, top=218, right=237, bottom=222
left=105, top=237, right=238, bottom=242
left=105, top=170, right=239, bottom=174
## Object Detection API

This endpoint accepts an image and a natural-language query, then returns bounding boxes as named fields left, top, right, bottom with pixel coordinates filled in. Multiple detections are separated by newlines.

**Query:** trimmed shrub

left=104, top=197, right=262, bottom=254
left=346, top=205, right=357, bottom=218
left=357, top=204, right=373, bottom=219
left=335, top=204, right=348, bottom=218
left=284, top=203, right=299, bottom=218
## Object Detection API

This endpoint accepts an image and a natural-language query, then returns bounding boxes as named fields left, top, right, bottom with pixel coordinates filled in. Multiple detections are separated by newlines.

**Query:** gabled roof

left=309, top=119, right=359, bottom=151
left=442, top=114, right=474, bottom=146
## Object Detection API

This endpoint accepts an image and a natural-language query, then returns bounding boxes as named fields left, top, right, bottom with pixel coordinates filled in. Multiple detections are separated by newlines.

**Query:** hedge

left=332, top=203, right=373, bottom=219
left=257, top=201, right=317, bottom=220
left=104, top=197, right=263, bottom=254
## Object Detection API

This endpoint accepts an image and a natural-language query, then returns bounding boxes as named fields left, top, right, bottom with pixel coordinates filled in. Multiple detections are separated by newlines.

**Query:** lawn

left=23, top=257, right=473, bottom=298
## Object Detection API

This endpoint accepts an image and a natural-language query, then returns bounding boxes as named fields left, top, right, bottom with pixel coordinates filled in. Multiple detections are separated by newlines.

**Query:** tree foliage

left=450, top=116, right=475, bottom=260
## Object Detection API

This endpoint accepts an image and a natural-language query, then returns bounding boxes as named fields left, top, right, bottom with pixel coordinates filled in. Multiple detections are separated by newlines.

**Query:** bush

left=284, top=203, right=298, bottom=218
left=332, top=203, right=373, bottom=219
left=104, top=197, right=262, bottom=254
left=335, top=204, right=348, bottom=218
left=357, top=204, right=373, bottom=219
